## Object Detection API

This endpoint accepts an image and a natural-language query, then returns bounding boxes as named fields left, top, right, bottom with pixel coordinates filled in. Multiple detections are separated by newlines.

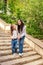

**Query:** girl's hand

left=11, top=36, right=13, bottom=39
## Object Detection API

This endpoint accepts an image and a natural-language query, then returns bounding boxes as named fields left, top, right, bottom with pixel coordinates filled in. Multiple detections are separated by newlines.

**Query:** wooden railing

left=25, top=34, right=43, bottom=58
left=0, top=18, right=11, bottom=33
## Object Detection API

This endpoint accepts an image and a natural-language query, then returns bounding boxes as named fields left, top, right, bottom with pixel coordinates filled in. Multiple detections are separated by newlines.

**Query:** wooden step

left=24, top=59, right=43, bottom=65
left=0, top=37, right=11, bottom=40
left=0, top=48, right=32, bottom=56
left=0, top=43, right=11, bottom=46
left=25, top=35, right=43, bottom=57
left=0, top=45, right=29, bottom=50
left=0, top=40, right=11, bottom=41
left=0, top=50, right=12, bottom=56
left=0, top=51, right=37, bottom=62
left=0, top=42, right=27, bottom=46
left=0, top=35, right=11, bottom=36
left=23, top=48, right=32, bottom=52
left=1, top=55, right=41, bottom=65
left=0, top=46, right=12, bottom=50
left=0, top=32, right=10, bottom=34
left=0, top=40, right=11, bottom=43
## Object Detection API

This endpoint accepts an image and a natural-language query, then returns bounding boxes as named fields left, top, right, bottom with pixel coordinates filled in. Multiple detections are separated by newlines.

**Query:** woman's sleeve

left=20, top=26, right=26, bottom=38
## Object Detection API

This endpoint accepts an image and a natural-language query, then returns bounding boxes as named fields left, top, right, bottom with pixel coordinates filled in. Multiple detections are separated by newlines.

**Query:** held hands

left=18, top=34, right=21, bottom=40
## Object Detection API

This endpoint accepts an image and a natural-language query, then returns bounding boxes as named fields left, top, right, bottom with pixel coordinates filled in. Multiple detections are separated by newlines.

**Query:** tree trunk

left=4, top=0, right=7, bottom=13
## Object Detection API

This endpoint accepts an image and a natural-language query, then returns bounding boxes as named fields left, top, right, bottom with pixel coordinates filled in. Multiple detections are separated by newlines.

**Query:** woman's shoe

left=19, top=53, right=23, bottom=57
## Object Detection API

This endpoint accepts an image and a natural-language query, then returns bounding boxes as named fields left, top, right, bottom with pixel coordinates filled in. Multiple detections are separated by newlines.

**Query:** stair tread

left=0, top=45, right=29, bottom=50
left=0, top=48, right=32, bottom=54
left=0, top=38, right=11, bottom=40
left=0, top=51, right=37, bottom=62
left=0, top=43, right=26, bottom=45
left=0, top=40, right=11, bottom=41
left=0, top=44, right=27, bottom=46
left=1, top=55, right=41, bottom=65
left=0, top=43, right=11, bottom=46
left=0, top=46, right=11, bottom=50
left=0, top=46, right=11, bottom=48
left=0, top=35, right=11, bottom=37
left=0, top=36, right=11, bottom=39
left=24, top=59, right=43, bottom=65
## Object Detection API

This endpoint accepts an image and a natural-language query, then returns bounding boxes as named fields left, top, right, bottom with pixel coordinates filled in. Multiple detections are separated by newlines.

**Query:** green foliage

left=0, top=0, right=4, bottom=10
left=0, top=0, right=43, bottom=39
left=0, top=13, right=16, bottom=24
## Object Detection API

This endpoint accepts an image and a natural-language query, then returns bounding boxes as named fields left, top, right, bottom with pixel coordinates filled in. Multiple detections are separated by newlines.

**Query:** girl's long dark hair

left=17, top=20, right=24, bottom=33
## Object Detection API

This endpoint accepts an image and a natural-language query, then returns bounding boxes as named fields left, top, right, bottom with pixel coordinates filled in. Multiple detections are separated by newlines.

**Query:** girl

left=11, top=24, right=18, bottom=54
left=17, top=19, right=26, bottom=56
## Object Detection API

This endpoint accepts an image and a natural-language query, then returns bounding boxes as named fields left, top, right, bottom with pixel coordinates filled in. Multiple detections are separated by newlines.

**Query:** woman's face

left=18, top=20, right=21, bottom=25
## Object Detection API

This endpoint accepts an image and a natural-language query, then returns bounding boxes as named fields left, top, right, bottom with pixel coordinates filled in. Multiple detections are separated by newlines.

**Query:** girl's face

left=18, top=20, right=21, bottom=25
left=13, top=25, right=16, bottom=30
left=12, top=24, right=16, bottom=30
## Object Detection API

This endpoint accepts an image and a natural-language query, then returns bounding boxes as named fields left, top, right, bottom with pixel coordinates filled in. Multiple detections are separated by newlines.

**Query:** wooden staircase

left=0, top=29, right=43, bottom=65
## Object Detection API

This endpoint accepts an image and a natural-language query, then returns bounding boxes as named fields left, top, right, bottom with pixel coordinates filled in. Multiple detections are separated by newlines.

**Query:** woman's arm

left=20, top=26, right=26, bottom=38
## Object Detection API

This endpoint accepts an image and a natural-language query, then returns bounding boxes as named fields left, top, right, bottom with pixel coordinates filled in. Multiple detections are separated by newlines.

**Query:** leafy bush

left=0, top=13, right=16, bottom=24
left=0, top=0, right=43, bottom=39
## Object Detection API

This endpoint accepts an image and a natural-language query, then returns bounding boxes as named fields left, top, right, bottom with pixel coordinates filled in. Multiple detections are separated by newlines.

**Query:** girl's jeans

left=19, top=36, right=25, bottom=53
left=11, top=39, right=17, bottom=54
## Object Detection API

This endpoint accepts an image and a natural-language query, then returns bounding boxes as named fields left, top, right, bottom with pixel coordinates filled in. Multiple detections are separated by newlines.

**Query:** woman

left=17, top=19, right=26, bottom=56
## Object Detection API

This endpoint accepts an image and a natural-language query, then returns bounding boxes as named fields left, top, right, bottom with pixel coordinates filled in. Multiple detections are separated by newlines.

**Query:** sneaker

left=13, top=53, right=16, bottom=56
left=19, top=53, right=23, bottom=57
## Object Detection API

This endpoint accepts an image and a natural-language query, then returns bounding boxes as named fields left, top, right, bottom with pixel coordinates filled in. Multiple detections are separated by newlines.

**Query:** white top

left=11, top=30, right=17, bottom=39
left=18, top=26, right=26, bottom=38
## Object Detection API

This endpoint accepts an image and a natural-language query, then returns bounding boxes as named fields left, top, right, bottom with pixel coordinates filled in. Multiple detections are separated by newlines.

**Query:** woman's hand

left=18, top=34, right=21, bottom=40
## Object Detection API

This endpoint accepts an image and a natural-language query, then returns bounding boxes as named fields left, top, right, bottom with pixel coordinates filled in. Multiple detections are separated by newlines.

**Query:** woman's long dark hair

left=17, top=19, right=24, bottom=33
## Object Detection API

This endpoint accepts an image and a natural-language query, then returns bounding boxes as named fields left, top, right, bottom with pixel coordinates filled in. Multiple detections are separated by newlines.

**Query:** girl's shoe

left=13, top=53, right=16, bottom=56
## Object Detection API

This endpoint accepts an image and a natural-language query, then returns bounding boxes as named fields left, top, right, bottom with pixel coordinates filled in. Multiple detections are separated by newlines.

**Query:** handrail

left=26, top=34, right=43, bottom=49
left=0, top=18, right=10, bottom=31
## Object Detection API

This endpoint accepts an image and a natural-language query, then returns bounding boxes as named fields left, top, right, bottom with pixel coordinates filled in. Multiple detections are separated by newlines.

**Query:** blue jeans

left=11, top=39, right=17, bottom=54
left=19, top=36, right=25, bottom=53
